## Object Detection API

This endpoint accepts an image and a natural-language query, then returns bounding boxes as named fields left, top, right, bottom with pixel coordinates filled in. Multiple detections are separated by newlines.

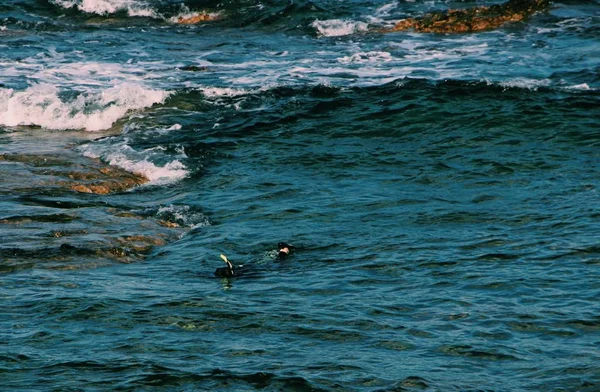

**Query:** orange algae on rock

left=0, top=151, right=185, bottom=270
left=388, top=0, right=550, bottom=34
left=176, top=13, right=216, bottom=25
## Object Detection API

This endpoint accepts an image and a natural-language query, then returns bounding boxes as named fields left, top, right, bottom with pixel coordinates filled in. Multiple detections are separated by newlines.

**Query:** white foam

left=566, top=83, right=592, bottom=91
left=375, top=2, right=398, bottom=17
left=51, top=0, right=159, bottom=18
left=338, top=51, right=393, bottom=64
left=0, top=83, right=169, bottom=131
left=104, top=154, right=188, bottom=183
left=312, top=19, right=369, bottom=37
left=499, top=78, right=552, bottom=91
left=1, top=52, right=175, bottom=93
left=198, top=86, right=254, bottom=98
left=156, top=205, right=211, bottom=228
left=79, top=141, right=189, bottom=185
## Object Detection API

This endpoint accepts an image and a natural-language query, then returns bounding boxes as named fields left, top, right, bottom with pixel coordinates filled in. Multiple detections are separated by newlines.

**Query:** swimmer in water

left=214, top=242, right=295, bottom=277
left=214, top=254, right=236, bottom=277
left=278, top=242, right=294, bottom=259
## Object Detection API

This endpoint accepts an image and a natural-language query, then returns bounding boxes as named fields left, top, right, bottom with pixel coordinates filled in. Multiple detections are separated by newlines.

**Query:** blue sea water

left=1, top=0, right=600, bottom=390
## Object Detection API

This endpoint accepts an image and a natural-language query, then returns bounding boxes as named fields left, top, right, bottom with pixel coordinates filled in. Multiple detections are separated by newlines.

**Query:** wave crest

left=78, top=140, right=189, bottom=185
left=50, top=0, right=159, bottom=17
left=0, top=83, right=169, bottom=131
left=311, top=19, right=369, bottom=37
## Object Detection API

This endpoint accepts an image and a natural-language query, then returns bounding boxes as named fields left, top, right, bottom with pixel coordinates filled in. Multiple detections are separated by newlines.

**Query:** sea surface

left=1, top=0, right=600, bottom=390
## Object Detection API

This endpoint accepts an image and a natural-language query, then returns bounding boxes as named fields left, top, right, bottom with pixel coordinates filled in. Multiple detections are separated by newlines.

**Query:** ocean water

left=1, top=0, right=600, bottom=390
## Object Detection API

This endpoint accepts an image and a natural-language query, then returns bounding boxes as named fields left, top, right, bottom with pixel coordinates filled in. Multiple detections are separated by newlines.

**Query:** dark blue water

left=1, top=0, right=600, bottom=390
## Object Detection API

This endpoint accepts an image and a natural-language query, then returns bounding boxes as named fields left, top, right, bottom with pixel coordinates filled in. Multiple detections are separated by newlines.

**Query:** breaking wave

left=311, top=19, right=369, bottom=37
left=78, top=137, right=189, bottom=185
left=0, top=83, right=169, bottom=131
left=50, top=0, right=159, bottom=18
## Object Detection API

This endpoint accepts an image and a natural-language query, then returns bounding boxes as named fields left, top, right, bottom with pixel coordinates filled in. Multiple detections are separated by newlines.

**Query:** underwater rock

left=0, top=152, right=185, bottom=270
left=387, top=0, right=550, bottom=34
left=179, top=65, right=209, bottom=72
left=0, top=153, right=148, bottom=195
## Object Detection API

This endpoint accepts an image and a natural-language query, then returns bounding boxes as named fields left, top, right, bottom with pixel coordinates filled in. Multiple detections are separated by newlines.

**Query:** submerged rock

left=0, top=151, right=185, bottom=270
left=179, top=65, right=209, bottom=72
left=0, top=153, right=148, bottom=195
left=387, top=0, right=550, bottom=34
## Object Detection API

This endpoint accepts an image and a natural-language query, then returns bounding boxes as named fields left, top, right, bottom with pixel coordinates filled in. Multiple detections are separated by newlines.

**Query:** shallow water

left=1, top=0, right=600, bottom=390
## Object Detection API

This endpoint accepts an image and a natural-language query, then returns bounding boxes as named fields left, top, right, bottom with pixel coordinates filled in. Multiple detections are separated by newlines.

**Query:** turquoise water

left=1, top=1, right=600, bottom=390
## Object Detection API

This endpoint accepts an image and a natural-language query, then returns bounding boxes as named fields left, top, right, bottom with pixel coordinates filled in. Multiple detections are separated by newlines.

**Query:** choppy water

left=1, top=0, right=600, bottom=390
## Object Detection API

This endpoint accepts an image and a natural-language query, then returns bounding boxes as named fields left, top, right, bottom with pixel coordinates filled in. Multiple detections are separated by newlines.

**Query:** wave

left=41, top=0, right=335, bottom=31
left=312, top=19, right=369, bottom=37
left=77, top=138, right=189, bottom=185
left=338, top=51, right=393, bottom=64
left=162, top=77, right=599, bottom=146
left=5, top=0, right=595, bottom=42
left=50, top=0, right=160, bottom=17
left=566, top=83, right=592, bottom=91
left=156, top=205, right=211, bottom=229
left=0, top=83, right=169, bottom=131
left=214, top=76, right=598, bottom=104
left=496, top=78, right=552, bottom=91
left=197, top=86, right=264, bottom=98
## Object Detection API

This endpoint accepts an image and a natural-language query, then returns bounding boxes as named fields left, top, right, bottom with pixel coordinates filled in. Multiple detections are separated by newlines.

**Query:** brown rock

left=0, top=151, right=188, bottom=271
left=177, top=13, right=214, bottom=25
left=70, top=184, right=94, bottom=193
left=158, top=220, right=180, bottom=228
left=388, top=0, right=549, bottom=34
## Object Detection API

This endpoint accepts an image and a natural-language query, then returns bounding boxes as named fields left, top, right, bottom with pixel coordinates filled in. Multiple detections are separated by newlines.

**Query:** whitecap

left=79, top=140, right=189, bottom=185
left=0, top=83, right=169, bottom=131
left=312, top=19, right=369, bottom=37
left=565, top=83, right=592, bottom=91
left=50, top=0, right=159, bottom=18
left=375, top=2, right=398, bottom=17
left=338, top=51, right=393, bottom=64
left=198, top=87, right=253, bottom=98
left=103, top=154, right=188, bottom=184
left=156, top=205, right=211, bottom=228
left=166, top=123, right=182, bottom=131
left=499, top=78, right=552, bottom=91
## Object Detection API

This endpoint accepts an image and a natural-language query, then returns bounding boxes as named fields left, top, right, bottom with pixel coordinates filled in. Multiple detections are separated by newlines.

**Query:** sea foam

left=157, top=205, right=211, bottom=229
left=51, top=0, right=159, bottom=18
left=79, top=141, right=189, bottom=185
left=312, top=19, right=369, bottom=37
left=0, top=83, right=169, bottom=131
left=338, top=51, right=393, bottom=64
left=499, top=78, right=552, bottom=91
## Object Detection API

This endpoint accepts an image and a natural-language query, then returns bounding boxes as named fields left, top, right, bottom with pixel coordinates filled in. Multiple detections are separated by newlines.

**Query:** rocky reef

left=387, top=0, right=550, bottom=34
left=0, top=153, right=149, bottom=195
left=0, top=151, right=187, bottom=271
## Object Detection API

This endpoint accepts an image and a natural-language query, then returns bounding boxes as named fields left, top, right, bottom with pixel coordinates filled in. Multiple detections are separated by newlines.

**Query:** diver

left=277, top=242, right=294, bottom=259
left=214, top=242, right=295, bottom=278
left=214, top=254, right=237, bottom=278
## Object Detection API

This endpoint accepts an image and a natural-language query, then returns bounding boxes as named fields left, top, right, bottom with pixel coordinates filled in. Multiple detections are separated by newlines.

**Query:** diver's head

left=278, top=242, right=293, bottom=258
